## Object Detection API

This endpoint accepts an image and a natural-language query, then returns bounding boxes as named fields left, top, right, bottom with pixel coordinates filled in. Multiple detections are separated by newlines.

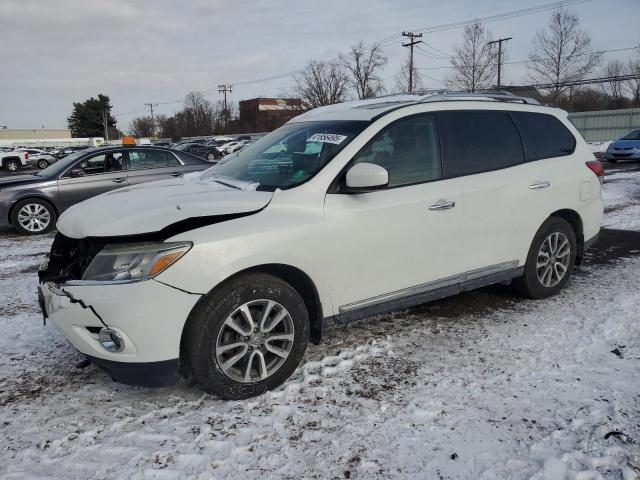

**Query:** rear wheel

left=4, top=159, right=20, bottom=172
left=184, top=273, right=309, bottom=399
left=37, top=159, right=50, bottom=169
left=514, top=217, right=577, bottom=299
left=11, top=198, right=57, bottom=235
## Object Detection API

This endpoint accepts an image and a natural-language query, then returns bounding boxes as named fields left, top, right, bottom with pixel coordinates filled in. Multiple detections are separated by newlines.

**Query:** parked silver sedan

left=0, top=146, right=212, bottom=235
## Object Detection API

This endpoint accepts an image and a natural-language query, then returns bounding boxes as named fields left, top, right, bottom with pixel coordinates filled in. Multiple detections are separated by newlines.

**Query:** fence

left=568, top=108, right=640, bottom=142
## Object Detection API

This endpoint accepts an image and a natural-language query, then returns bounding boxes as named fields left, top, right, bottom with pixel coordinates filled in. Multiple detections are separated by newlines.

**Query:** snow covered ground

left=1, top=163, right=639, bottom=479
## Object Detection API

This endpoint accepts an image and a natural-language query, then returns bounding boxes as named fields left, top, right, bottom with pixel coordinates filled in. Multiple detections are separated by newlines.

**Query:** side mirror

left=69, top=168, right=85, bottom=178
left=344, top=162, right=389, bottom=192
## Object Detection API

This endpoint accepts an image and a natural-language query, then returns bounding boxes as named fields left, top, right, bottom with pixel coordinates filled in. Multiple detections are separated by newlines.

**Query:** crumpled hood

left=57, top=176, right=273, bottom=239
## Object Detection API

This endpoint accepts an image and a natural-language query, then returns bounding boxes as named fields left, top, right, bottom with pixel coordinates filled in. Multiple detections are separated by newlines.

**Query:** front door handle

left=529, top=181, right=550, bottom=190
left=170, top=172, right=182, bottom=177
left=429, top=200, right=456, bottom=211
left=112, top=177, right=126, bottom=184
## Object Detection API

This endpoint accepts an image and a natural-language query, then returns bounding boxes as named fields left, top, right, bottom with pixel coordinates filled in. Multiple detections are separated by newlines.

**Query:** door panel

left=324, top=113, right=455, bottom=312
left=57, top=152, right=128, bottom=210
left=126, top=149, right=180, bottom=185
left=324, top=179, right=464, bottom=311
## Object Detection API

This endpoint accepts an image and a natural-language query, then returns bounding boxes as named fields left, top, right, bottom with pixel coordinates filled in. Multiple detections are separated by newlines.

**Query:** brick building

left=238, top=98, right=304, bottom=132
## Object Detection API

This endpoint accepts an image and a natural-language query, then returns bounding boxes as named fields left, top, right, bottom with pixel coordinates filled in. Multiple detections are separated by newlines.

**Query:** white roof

left=289, top=91, right=546, bottom=123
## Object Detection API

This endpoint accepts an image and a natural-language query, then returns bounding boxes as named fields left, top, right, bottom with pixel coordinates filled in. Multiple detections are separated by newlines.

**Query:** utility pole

left=145, top=103, right=158, bottom=138
left=102, top=110, right=109, bottom=142
left=488, top=37, right=512, bottom=88
left=402, top=32, right=423, bottom=93
left=218, top=84, right=232, bottom=131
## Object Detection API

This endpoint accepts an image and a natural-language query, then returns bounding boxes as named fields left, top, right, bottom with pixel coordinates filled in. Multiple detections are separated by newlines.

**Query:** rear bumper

left=85, top=355, right=180, bottom=387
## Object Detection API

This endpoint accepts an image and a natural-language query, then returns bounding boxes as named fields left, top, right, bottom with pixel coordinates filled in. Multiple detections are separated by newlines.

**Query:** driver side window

left=78, top=152, right=124, bottom=175
left=352, top=114, right=442, bottom=188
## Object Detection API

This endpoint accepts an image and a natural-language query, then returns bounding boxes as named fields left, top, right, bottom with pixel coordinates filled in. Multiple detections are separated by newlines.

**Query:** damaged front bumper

left=39, top=278, right=201, bottom=387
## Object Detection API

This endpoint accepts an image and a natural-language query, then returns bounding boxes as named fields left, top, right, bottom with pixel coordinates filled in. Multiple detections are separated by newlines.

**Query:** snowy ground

left=1, top=163, right=639, bottom=479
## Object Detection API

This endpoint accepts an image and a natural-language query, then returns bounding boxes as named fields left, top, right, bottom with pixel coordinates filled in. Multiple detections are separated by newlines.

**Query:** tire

left=4, top=159, right=20, bottom=172
left=514, top=217, right=577, bottom=299
left=207, top=153, right=215, bottom=161
left=184, top=273, right=309, bottom=399
left=37, top=159, right=49, bottom=169
left=10, top=198, right=57, bottom=235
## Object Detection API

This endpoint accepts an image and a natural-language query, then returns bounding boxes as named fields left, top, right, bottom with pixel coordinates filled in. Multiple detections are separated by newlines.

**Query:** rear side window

left=510, top=112, right=576, bottom=161
left=437, top=111, right=524, bottom=178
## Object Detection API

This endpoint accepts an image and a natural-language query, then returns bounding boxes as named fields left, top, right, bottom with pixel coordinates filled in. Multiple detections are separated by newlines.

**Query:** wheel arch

left=8, top=195, right=59, bottom=226
left=550, top=209, right=584, bottom=264
left=179, top=263, right=324, bottom=370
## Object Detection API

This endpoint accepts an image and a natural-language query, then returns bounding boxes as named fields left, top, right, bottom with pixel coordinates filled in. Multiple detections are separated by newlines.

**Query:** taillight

left=586, top=160, right=604, bottom=184
left=24, top=153, right=29, bottom=160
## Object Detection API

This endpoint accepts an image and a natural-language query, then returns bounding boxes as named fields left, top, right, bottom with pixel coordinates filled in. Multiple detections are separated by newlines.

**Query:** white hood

left=57, top=176, right=273, bottom=238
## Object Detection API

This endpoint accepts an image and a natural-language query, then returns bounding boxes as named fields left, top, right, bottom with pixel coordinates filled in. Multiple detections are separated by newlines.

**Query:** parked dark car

left=0, top=146, right=212, bottom=235
left=54, top=145, right=90, bottom=159
left=172, top=142, right=222, bottom=161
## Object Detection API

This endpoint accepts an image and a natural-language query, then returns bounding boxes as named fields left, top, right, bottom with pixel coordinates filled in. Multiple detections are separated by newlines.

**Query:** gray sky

left=1, top=0, right=638, bottom=131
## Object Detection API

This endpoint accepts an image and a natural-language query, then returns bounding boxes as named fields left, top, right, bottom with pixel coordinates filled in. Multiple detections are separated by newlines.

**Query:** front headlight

left=81, top=242, right=192, bottom=283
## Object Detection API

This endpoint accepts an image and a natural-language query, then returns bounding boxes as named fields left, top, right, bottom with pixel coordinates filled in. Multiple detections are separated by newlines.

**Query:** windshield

left=200, top=120, right=368, bottom=190
left=36, top=150, right=91, bottom=177
left=621, top=130, right=640, bottom=140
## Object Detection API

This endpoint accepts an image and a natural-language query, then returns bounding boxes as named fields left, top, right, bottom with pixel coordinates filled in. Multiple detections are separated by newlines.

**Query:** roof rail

left=413, top=90, right=540, bottom=105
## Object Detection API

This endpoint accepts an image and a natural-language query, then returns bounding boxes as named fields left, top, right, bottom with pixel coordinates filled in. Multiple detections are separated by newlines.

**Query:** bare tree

left=340, top=42, right=387, bottom=99
left=626, top=47, right=640, bottom=107
left=292, top=60, right=349, bottom=108
left=527, top=8, right=602, bottom=99
left=129, top=116, right=154, bottom=137
left=394, top=59, right=424, bottom=93
left=183, top=91, right=215, bottom=136
left=447, top=20, right=497, bottom=92
left=601, top=60, right=627, bottom=107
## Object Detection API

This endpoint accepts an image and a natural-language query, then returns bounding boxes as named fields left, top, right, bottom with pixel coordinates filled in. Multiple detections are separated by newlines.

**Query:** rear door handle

left=429, top=200, right=456, bottom=211
left=170, top=172, right=182, bottom=177
left=112, top=177, right=126, bottom=183
left=529, top=181, right=550, bottom=190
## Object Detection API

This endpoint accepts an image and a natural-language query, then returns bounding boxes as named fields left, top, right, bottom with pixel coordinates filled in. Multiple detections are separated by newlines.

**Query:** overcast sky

left=1, top=0, right=638, bottom=131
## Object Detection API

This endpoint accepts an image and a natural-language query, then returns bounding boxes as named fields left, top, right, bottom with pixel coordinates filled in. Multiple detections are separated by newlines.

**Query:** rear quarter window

left=437, top=110, right=524, bottom=178
left=509, top=112, right=576, bottom=161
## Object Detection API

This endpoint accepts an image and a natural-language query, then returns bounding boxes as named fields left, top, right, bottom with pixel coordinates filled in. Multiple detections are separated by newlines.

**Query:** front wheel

left=184, top=273, right=309, bottom=399
left=514, top=217, right=577, bottom=299
left=11, top=198, right=57, bottom=235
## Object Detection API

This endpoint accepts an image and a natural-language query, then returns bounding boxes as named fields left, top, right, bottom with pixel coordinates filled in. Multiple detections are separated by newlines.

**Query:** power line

left=145, top=103, right=158, bottom=137
left=113, top=0, right=598, bottom=115
left=414, top=46, right=639, bottom=71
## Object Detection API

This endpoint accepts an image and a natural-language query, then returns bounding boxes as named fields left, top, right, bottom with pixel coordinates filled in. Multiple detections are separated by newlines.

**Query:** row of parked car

left=0, top=136, right=256, bottom=173
left=163, top=136, right=255, bottom=161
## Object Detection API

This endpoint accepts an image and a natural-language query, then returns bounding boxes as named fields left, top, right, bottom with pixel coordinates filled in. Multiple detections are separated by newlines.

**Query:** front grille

left=38, top=233, right=108, bottom=284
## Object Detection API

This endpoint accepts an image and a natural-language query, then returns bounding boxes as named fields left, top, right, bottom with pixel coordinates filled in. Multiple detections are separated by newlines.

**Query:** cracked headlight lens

left=82, top=242, right=192, bottom=283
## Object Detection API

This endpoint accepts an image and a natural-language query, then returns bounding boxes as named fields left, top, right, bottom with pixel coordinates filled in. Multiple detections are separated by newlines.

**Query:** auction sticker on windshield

left=307, top=133, right=348, bottom=145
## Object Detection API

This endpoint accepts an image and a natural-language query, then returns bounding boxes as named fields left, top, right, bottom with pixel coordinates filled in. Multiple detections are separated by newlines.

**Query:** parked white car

left=38, top=92, right=604, bottom=399
left=216, top=141, right=242, bottom=154
left=19, top=148, right=57, bottom=169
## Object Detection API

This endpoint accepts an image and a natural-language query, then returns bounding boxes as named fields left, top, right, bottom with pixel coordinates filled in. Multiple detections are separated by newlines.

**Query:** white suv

left=38, top=92, right=604, bottom=399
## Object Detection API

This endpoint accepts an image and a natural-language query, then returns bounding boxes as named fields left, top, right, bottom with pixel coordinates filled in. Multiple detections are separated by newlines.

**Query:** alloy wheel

left=17, top=203, right=51, bottom=233
left=536, top=232, right=571, bottom=288
left=215, top=299, right=295, bottom=383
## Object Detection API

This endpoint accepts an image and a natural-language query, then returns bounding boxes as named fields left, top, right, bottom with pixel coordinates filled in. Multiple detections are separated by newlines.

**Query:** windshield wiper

left=212, top=179, right=241, bottom=190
